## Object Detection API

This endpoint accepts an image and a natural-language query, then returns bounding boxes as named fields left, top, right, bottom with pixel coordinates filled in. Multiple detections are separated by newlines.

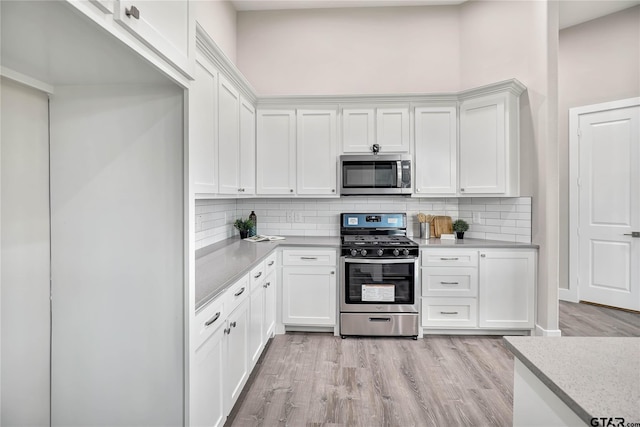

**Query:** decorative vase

left=240, top=230, right=249, bottom=239
left=456, top=231, right=465, bottom=239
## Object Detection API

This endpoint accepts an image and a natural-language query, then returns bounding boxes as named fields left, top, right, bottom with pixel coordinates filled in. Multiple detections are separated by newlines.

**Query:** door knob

left=623, top=231, right=640, bottom=238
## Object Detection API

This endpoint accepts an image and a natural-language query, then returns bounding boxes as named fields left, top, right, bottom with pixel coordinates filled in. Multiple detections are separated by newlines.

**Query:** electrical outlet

left=294, top=211, right=303, bottom=223
left=473, top=212, right=482, bottom=224
left=286, top=211, right=294, bottom=223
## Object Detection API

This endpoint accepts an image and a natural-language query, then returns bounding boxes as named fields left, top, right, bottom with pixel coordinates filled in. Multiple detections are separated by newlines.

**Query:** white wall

left=558, top=6, right=640, bottom=292
left=237, top=6, right=461, bottom=95
left=195, top=0, right=238, bottom=62
left=0, top=77, right=51, bottom=426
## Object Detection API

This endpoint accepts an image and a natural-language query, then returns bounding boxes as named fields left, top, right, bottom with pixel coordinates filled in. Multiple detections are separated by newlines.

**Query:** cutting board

left=432, top=216, right=453, bottom=238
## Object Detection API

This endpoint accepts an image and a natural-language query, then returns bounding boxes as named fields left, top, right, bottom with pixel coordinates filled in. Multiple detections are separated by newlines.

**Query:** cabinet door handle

left=263, top=282, right=269, bottom=288
left=290, top=189, right=294, bottom=193
left=204, top=312, right=221, bottom=327
left=234, top=287, right=245, bottom=297
left=268, top=261, right=275, bottom=266
left=125, top=5, right=140, bottom=19
left=440, top=281, right=459, bottom=285
left=480, top=254, right=486, bottom=258
left=440, top=257, right=459, bottom=261
left=460, top=188, right=465, bottom=192
left=230, top=321, right=237, bottom=328
left=300, top=257, right=317, bottom=260
left=224, top=327, right=231, bottom=335
left=440, top=311, right=459, bottom=315
left=330, top=271, right=335, bottom=275
left=254, top=272, right=262, bottom=279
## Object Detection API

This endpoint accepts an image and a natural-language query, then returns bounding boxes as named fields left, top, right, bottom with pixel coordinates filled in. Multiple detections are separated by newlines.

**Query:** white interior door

left=572, top=99, right=640, bottom=311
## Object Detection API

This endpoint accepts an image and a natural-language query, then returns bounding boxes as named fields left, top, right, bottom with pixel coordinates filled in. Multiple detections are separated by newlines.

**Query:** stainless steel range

left=340, top=213, right=419, bottom=339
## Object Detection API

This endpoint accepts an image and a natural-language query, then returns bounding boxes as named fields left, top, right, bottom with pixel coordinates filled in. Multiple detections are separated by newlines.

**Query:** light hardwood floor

left=227, top=302, right=639, bottom=427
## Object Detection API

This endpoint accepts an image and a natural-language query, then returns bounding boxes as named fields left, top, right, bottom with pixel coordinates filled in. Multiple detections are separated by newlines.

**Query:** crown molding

left=195, top=24, right=258, bottom=103
left=457, top=78, right=527, bottom=100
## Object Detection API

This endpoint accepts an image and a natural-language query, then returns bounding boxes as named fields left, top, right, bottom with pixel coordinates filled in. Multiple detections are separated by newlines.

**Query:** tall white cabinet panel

left=218, top=75, right=241, bottom=195
left=459, top=91, right=520, bottom=196
left=376, top=107, right=410, bottom=153
left=190, top=55, right=218, bottom=195
left=414, top=106, right=457, bottom=195
left=256, top=110, right=296, bottom=195
left=341, top=108, right=375, bottom=153
left=478, top=250, right=536, bottom=329
left=239, top=97, right=256, bottom=195
left=114, top=0, right=195, bottom=77
left=297, top=109, right=338, bottom=195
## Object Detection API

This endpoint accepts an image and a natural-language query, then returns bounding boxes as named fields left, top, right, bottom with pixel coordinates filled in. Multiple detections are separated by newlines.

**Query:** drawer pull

left=204, top=312, right=221, bottom=327
left=368, top=317, right=391, bottom=322
left=268, top=261, right=275, bottom=266
left=440, top=311, right=459, bottom=315
left=234, top=287, right=245, bottom=297
left=300, top=257, right=318, bottom=260
left=440, top=257, right=459, bottom=261
left=254, top=271, right=262, bottom=279
left=440, top=281, right=459, bottom=285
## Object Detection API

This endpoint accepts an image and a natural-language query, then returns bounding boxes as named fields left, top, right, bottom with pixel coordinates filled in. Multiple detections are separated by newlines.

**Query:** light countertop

left=414, top=237, right=539, bottom=249
left=504, top=336, right=640, bottom=424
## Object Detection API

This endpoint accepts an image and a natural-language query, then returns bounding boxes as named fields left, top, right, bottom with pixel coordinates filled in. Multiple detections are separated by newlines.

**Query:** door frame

left=566, top=97, right=640, bottom=303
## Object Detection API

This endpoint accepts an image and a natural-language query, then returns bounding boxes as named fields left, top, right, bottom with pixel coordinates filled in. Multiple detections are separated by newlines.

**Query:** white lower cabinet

left=192, top=324, right=225, bottom=427
left=224, top=297, right=250, bottom=412
left=264, top=269, right=277, bottom=338
left=421, top=248, right=536, bottom=333
left=478, top=250, right=536, bottom=329
left=281, top=249, right=337, bottom=326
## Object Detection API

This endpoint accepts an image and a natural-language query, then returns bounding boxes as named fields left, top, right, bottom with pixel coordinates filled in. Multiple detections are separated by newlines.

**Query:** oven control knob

left=393, top=249, right=400, bottom=256
left=403, top=249, right=410, bottom=256
left=361, top=249, right=367, bottom=257
left=350, top=249, right=358, bottom=257
left=377, top=249, right=384, bottom=256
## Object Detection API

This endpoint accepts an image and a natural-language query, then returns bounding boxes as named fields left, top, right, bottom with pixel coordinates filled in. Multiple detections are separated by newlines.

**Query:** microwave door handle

left=397, top=160, right=402, bottom=188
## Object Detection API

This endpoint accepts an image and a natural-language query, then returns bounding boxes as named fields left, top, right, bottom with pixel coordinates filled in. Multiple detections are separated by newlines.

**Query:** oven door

left=340, top=257, right=418, bottom=313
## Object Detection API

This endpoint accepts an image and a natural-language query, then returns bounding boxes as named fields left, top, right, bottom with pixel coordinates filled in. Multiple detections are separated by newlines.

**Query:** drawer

left=421, top=267, right=478, bottom=297
left=265, top=252, right=277, bottom=275
left=422, top=297, right=477, bottom=328
left=250, top=261, right=266, bottom=291
left=226, top=273, right=250, bottom=313
left=193, top=295, right=226, bottom=350
left=421, top=250, right=478, bottom=267
left=282, top=249, right=336, bottom=266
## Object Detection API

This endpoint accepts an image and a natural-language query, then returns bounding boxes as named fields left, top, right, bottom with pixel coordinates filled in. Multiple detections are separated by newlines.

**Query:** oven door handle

left=343, top=257, right=416, bottom=264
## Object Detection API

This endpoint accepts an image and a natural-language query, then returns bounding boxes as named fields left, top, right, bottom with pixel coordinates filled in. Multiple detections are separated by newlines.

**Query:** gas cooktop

left=340, top=213, right=419, bottom=258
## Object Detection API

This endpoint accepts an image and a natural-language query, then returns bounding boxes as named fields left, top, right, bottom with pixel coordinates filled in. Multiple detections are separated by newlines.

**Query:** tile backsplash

left=195, top=196, right=532, bottom=249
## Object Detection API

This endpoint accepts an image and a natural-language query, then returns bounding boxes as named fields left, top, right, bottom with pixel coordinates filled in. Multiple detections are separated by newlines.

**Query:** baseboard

left=559, top=287, right=578, bottom=303
left=535, top=324, right=562, bottom=337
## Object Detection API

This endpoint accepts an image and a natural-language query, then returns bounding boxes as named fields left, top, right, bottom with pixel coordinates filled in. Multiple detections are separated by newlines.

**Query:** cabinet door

left=114, top=0, right=194, bottom=77
left=218, top=75, right=240, bottom=195
left=190, top=55, right=218, bottom=194
left=376, top=107, right=410, bottom=153
left=414, top=107, right=457, bottom=195
left=191, top=326, right=225, bottom=427
left=282, top=266, right=336, bottom=326
left=341, top=108, right=375, bottom=153
left=248, top=284, right=265, bottom=369
left=264, top=269, right=277, bottom=339
left=256, top=110, right=296, bottom=195
left=296, top=110, right=338, bottom=196
left=478, top=250, right=536, bottom=329
left=224, top=299, right=249, bottom=413
left=459, top=95, right=506, bottom=194
left=239, top=97, right=256, bottom=195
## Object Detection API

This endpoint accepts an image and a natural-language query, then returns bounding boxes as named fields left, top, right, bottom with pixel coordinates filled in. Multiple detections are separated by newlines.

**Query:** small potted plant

left=234, top=218, right=254, bottom=239
left=452, top=219, right=469, bottom=239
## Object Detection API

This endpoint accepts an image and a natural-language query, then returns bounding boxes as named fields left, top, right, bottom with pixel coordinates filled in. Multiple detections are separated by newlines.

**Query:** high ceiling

left=230, top=0, right=640, bottom=29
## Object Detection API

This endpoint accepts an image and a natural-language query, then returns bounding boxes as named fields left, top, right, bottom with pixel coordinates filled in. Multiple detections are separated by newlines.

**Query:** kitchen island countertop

left=504, top=336, right=640, bottom=425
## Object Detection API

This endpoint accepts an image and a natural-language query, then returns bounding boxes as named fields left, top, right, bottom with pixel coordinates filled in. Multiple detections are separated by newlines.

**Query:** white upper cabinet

left=296, top=110, right=338, bottom=196
left=190, top=54, right=218, bottom=195
left=414, top=106, right=457, bottom=196
left=341, top=106, right=410, bottom=154
left=458, top=89, right=521, bottom=196
left=376, top=107, right=410, bottom=153
left=256, top=110, right=296, bottom=195
left=217, top=74, right=241, bottom=195
left=114, top=0, right=195, bottom=78
left=239, top=98, right=256, bottom=195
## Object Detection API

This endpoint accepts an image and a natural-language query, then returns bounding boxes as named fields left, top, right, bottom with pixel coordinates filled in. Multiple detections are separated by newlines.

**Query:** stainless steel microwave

left=340, top=154, right=412, bottom=195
